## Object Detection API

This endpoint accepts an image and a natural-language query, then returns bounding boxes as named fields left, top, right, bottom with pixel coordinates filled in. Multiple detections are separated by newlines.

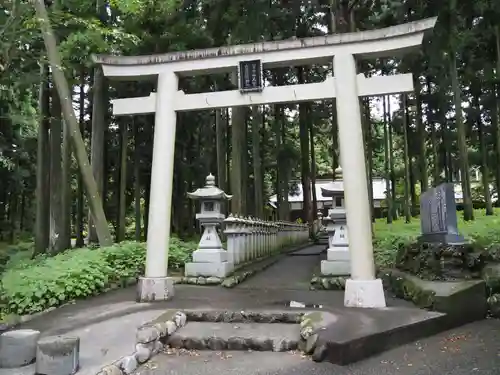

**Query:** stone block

left=136, top=326, right=160, bottom=344
left=166, top=320, right=177, bottom=335
left=117, top=355, right=138, bottom=375
left=192, top=249, right=227, bottom=263
left=326, top=248, right=350, bottom=261
left=382, top=269, right=487, bottom=324
left=0, top=329, right=40, bottom=368
left=134, top=343, right=152, bottom=363
left=174, top=312, right=187, bottom=328
left=136, top=276, right=175, bottom=303
left=184, top=261, right=233, bottom=278
left=320, top=259, right=350, bottom=276
left=35, top=335, right=79, bottom=375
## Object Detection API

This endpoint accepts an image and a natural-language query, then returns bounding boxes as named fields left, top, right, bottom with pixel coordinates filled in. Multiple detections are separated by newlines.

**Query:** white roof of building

left=268, top=180, right=497, bottom=208
left=268, top=178, right=388, bottom=206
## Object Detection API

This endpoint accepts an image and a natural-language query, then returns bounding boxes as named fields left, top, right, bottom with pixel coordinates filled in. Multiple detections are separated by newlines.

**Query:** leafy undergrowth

left=373, top=208, right=500, bottom=268
left=0, top=237, right=197, bottom=317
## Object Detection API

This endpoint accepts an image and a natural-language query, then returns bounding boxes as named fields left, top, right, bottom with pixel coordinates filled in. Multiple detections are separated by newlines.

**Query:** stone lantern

left=320, top=166, right=350, bottom=276
left=184, top=174, right=233, bottom=278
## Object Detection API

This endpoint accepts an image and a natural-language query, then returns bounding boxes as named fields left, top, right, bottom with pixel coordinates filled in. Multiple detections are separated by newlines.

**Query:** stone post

left=240, top=216, right=250, bottom=263
left=223, top=214, right=238, bottom=266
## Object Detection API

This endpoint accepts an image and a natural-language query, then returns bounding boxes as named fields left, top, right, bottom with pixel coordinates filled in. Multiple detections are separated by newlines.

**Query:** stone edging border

left=95, top=311, right=187, bottom=375
left=297, top=311, right=327, bottom=361
left=310, top=276, right=348, bottom=290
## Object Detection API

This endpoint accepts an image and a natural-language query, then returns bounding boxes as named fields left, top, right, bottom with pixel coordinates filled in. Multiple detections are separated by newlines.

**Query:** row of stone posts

left=224, top=215, right=309, bottom=267
left=184, top=174, right=309, bottom=279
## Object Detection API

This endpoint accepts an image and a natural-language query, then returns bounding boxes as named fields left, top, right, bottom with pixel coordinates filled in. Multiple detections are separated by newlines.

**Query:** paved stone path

left=2, top=244, right=499, bottom=374
left=236, top=245, right=324, bottom=291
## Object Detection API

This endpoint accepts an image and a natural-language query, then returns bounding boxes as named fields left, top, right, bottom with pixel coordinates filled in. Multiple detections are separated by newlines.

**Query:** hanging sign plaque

left=238, top=60, right=263, bottom=93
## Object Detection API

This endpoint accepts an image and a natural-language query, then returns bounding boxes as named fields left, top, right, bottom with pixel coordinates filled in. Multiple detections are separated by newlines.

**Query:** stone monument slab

left=417, top=183, right=465, bottom=245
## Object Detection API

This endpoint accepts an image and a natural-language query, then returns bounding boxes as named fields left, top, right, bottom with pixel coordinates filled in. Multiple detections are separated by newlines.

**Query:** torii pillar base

left=343, top=279, right=386, bottom=308
left=136, top=276, right=175, bottom=302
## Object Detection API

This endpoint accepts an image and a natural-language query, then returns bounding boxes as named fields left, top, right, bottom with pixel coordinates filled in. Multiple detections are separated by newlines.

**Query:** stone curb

left=95, top=311, right=187, bottom=375
left=310, top=276, right=348, bottom=290
left=297, top=312, right=328, bottom=361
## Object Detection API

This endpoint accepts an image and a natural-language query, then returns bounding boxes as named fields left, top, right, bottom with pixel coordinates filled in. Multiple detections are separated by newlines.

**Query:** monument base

left=320, top=247, right=350, bottom=276
left=344, top=278, right=386, bottom=308
left=320, top=260, right=350, bottom=276
left=192, top=249, right=227, bottom=263
left=185, top=261, right=233, bottom=278
left=326, top=247, right=350, bottom=260
left=136, top=276, right=175, bottom=302
left=417, top=232, right=466, bottom=245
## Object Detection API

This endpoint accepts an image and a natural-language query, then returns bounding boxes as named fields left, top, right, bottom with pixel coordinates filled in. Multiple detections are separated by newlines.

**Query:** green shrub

left=0, top=242, right=36, bottom=271
left=0, top=238, right=197, bottom=316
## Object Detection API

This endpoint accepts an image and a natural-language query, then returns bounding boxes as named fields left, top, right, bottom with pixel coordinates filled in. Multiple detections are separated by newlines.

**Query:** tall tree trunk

left=414, top=75, right=428, bottom=192
left=60, top=109, right=72, bottom=249
left=449, top=0, right=473, bottom=220
left=88, top=66, right=106, bottom=243
left=382, top=96, right=393, bottom=223
left=34, top=64, right=51, bottom=256
left=49, top=90, right=64, bottom=254
left=474, top=94, right=493, bottom=215
left=402, top=94, right=412, bottom=223
left=8, top=186, right=18, bottom=243
left=281, top=116, right=290, bottom=221
left=450, top=56, right=473, bottom=220
left=230, top=72, right=246, bottom=215
left=387, top=98, right=397, bottom=219
left=133, top=119, right=142, bottom=241
left=298, top=68, right=312, bottom=224
left=309, top=119, right=318, bottom=219
left=75, top=69, right=85, bottom=248
left=442, top=116, right=452, bottom=182
left=215, top=107, right=227, bottom=213
left=252, top=106, right=264, bottom=218
left=35, top=0, right=112, bottom=246
left=117, top=121, right=128, bottom=241
left=494, top=28, right=500, bottom=206
left=426, top=76, right=440, bottom=185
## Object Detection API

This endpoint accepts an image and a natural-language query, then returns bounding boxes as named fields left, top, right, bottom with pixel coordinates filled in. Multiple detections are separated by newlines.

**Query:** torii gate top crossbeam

left=93, top=17, right=437, bottom=79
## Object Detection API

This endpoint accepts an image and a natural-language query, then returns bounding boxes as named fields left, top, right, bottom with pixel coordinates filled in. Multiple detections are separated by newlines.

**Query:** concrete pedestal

left=136, top=277, right=175, bottom=302
left=344, top=278, right=386, bottom=308
left=184, top=261, right=233, bottom=278
left=320, top=247, right=350, bottom=276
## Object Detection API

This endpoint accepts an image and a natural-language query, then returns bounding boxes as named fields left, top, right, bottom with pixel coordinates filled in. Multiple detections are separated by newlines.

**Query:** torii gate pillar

left=334, top=53, right=382, bottom=306
left=94, top=17, right=437, bottom=307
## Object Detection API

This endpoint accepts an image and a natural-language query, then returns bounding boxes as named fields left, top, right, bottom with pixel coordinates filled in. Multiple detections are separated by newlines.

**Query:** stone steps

left=166, top=322, right=299, bottom=352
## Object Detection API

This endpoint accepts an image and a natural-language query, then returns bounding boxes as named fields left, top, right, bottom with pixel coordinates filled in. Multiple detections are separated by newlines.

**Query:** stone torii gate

left=93, top=17, right=437, bottom=308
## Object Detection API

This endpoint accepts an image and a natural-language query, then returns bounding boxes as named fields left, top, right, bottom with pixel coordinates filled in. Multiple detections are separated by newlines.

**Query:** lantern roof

left=187, top=173, right=232, bottom=200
